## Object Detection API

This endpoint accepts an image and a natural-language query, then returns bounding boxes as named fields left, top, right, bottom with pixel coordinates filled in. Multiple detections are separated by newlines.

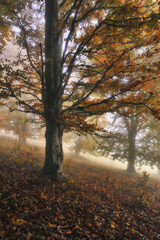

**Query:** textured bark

left=43, top=118, right=64, bottom=178
left=42, top=0, right=64, bottom=178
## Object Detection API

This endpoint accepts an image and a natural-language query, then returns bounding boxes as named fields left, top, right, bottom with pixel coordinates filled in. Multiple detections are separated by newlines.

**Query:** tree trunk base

left=42, top=166, right=65, bottom=180
left=127, top=163, right=137, bottom=174
left=43, top=117, right=64, bottom=180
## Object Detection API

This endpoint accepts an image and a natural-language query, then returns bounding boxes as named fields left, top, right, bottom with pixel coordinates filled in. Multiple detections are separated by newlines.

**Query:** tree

left=0, top=0, right=15, bottom=49
left=67, top=133, right=96, bottom=157
left=0, top=106, right=39, bottom=142
left=120, top=113, right=139, bottom=173
left=137, top=116, right=160, bottom=170
left=97, top=109, right=160, bottom=173
left=96, top=110, right=141, bottom=173
left=0, top=0, right=159, bottom=178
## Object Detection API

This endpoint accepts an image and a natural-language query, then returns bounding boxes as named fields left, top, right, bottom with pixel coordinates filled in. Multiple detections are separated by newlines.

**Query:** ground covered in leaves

left=0, top=137, right=160, bottom=240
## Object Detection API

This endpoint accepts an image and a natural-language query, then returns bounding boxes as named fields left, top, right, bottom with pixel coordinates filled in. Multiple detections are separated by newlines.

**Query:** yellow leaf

left=111, top=223, right=115, bottom=228
left=48, top=223, right=57, bottom=228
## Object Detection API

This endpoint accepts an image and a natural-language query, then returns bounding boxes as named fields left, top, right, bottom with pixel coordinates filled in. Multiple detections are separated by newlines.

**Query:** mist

left=0, top=130, right=158, bottom=177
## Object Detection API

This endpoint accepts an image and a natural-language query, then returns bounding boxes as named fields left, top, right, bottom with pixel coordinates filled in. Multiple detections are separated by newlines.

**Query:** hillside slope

left=0, top=137, right=160, bottom=240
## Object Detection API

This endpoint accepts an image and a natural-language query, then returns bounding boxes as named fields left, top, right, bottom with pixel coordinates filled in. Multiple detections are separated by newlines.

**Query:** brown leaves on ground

left=0, top=137, right=160, bottom=240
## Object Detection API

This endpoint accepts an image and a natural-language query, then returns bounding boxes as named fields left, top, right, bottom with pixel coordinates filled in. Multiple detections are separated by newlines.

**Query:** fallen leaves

left=0, top=137, right=160, bottom=239
left=48, top=223, right=57, bottom=228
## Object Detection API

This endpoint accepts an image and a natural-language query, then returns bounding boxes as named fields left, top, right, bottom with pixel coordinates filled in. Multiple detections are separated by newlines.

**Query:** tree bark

left=127, top=161, right=136, bottom=173
left=43, top=117, right=64, bottom=178
left=42, top=0, right=64, bottom=178
left=126, top=117, right=137, bottom=174
left=127, top=131, right=136, bottom=173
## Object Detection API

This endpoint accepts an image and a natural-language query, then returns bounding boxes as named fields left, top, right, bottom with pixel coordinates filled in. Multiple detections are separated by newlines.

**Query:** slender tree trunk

left=127, top=161, right=136, bottom=173
left=127, top=135, right=136, bottom=173
left=21, top=135, right=26, bottom=143
left=126, top=118, right=137, bottom=174
left=42, top=0, right=64, bottom=178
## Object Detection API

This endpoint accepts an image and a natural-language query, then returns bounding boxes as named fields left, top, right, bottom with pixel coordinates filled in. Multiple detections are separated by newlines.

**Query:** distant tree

left=0, top=109, right=39, bottom=143
left=65, top=115, right=108, bottom=157
left=137, top=116, right=160, bottom=171
left=12, top=112, right=29, bottom=143
left=97, top=109, right=160, bottom=173
left=0, top=0, right=16, bottom=49
left=104, top=111, right=141, bottom=173
left=68, top=134, right=97, bottom=157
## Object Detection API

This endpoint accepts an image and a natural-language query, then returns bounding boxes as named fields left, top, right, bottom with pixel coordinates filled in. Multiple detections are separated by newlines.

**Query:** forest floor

left=0, top=137, right=160, bottom=240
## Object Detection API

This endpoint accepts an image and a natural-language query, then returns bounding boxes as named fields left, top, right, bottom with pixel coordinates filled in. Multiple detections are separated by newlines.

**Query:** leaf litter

left=0, top=137, right=160, bottom=240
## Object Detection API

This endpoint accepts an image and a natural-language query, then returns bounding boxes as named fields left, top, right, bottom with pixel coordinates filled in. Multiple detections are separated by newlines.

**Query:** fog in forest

left=0, top=130, right=158, bottom=177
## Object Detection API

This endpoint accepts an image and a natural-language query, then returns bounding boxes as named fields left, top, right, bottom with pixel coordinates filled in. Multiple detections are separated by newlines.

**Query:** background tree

left=67, top=134, right=97, bottom=157
left=96, top=109, right=141, bottom=173
left=0, top=107, right=40, bottom=142
left=97, top=110, right=160, bottom=173
left=137, top=116, right=160, bottom=171
left=0, top=0, right=159, bottom=178
left=0, top=0, right=16, bottom=50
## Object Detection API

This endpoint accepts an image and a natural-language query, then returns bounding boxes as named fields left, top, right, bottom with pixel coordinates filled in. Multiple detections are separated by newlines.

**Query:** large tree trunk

left=43, top=118, right=64, bottom=178
left=42, top=0, right=64, bottom=178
